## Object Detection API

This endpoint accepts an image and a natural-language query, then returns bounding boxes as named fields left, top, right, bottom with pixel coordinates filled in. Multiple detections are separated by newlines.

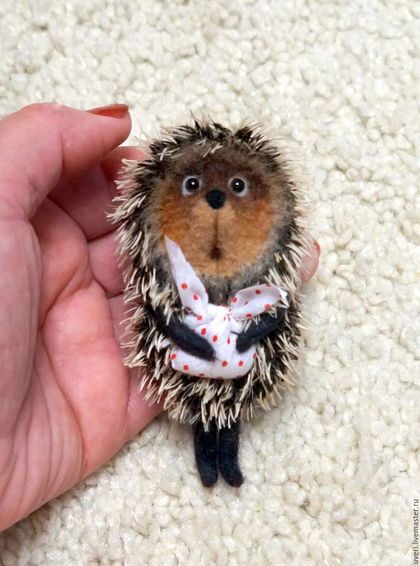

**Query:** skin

left=0, top=103, right=319, bottom=532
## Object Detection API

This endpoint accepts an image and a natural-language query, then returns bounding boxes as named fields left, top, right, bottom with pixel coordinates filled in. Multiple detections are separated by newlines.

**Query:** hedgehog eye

left=230, top=176, right=249, bottom=197
left=182, top=175, right=201, bottom=196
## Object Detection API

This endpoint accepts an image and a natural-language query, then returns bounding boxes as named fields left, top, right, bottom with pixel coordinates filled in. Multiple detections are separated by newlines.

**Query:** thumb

left=0, top=102, right=132, bottom=219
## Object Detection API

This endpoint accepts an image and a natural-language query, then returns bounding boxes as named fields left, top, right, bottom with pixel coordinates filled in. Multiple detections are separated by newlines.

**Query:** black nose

left=205, top=189, right=225, bottom=210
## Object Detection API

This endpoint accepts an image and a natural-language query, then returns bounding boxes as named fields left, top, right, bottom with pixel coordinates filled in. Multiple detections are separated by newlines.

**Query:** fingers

left=109, top=294, right=163, bottom=440
left=88, top=231, right=123, bottom=297
left=0, top=103, right=131, bottom=219
left=125, top=370, right=163, bottom=440
left=50, top=146, right=143, bottom=241
left=300, top=239, right=320, bottom=283
left=32, top=198, right=91, bottom=323
left=101, top=145, right=146, bottom=183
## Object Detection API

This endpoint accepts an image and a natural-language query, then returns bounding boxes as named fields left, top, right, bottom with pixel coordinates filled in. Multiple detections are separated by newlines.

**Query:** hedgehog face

left=155, top=146, right=290, bottom=279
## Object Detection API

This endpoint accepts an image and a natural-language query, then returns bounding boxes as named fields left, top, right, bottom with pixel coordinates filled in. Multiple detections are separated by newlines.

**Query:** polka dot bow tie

left=165, top=237, right=288, bottom=379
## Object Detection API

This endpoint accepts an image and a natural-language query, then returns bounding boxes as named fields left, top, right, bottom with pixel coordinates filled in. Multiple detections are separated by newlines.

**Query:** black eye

left=230, top=176, right=249, bottom=196
left=182, top=176, right=201, bottom=196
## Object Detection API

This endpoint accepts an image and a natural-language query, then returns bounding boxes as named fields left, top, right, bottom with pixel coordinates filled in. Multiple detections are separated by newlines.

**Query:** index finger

left=0, top=102, right=132, bottom=219
left=49, top=146, right=145, bottom=241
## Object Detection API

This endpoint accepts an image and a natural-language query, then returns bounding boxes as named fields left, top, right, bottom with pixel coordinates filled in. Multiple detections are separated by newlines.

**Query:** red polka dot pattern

left=165, top=238, right=288, bottom=379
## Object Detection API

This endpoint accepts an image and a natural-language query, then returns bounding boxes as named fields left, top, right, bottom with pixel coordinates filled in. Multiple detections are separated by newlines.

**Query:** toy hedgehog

left=111, top=121, right=307, bottom=487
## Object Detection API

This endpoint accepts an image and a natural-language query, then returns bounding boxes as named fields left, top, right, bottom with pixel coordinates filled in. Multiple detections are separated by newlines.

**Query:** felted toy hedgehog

left=111, top=121, right=307, bottom=487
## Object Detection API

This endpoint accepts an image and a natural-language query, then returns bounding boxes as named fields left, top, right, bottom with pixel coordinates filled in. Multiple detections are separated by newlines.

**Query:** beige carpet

left=0, top=0, right=419, bottom=564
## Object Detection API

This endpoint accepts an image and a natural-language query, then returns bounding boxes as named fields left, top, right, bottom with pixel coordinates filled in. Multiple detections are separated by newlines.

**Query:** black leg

left=193, top=420, right=218, bottom=487
left=218, top=421, right=244, bottom=487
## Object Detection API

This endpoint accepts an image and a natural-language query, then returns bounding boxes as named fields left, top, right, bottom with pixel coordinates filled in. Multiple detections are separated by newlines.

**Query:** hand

left=0, top=103, right=320, bottom=532
left=0, top=103, right=161, bottom=531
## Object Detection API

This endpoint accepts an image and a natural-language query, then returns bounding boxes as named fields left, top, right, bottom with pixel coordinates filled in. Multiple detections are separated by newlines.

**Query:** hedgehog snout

left=205, top=189, right=225, bottom=210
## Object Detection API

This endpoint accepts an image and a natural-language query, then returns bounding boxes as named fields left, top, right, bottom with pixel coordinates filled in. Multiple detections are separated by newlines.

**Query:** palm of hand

left=0, top=162, right=157, bottom=530
left=0, top=103, right=160, bottom=531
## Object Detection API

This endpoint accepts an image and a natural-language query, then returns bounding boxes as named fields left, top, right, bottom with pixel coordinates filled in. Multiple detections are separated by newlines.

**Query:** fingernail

left=87, top=103, right=129, bottom=118
left=313, top=240, right=321, bottom=254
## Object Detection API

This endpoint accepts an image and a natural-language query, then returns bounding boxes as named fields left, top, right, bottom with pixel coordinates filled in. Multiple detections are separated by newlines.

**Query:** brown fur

left=156, top=150, right=289, bottom=279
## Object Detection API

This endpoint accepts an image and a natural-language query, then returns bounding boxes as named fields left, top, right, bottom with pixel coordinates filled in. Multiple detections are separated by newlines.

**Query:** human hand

left=0, top=103, right=320, bottom=531
left=0, top=103, right=162, bottom=531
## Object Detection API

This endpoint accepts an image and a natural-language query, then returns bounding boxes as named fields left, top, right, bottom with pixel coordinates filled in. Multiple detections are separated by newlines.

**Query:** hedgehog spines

left=109, top=120, right=308, bottom=430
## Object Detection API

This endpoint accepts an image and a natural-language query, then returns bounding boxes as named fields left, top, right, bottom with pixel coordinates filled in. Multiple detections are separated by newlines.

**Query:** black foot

left=218, top=422, right=244, bottom=487
left=193, top=420, right=218, bottom=487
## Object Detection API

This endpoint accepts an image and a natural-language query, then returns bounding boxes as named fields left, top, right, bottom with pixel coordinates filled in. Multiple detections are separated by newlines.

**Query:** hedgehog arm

left=235, top=309, right=286, bottom=353
left=151, top=307, right=216, bottom=361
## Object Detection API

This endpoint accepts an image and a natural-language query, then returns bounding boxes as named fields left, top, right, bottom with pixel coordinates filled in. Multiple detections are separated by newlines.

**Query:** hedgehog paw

left=235, top=334, right=254, bottom=353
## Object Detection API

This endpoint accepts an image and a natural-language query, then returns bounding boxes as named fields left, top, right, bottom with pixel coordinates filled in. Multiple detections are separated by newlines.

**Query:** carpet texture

left=0, top=1, right=419, bottom=564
